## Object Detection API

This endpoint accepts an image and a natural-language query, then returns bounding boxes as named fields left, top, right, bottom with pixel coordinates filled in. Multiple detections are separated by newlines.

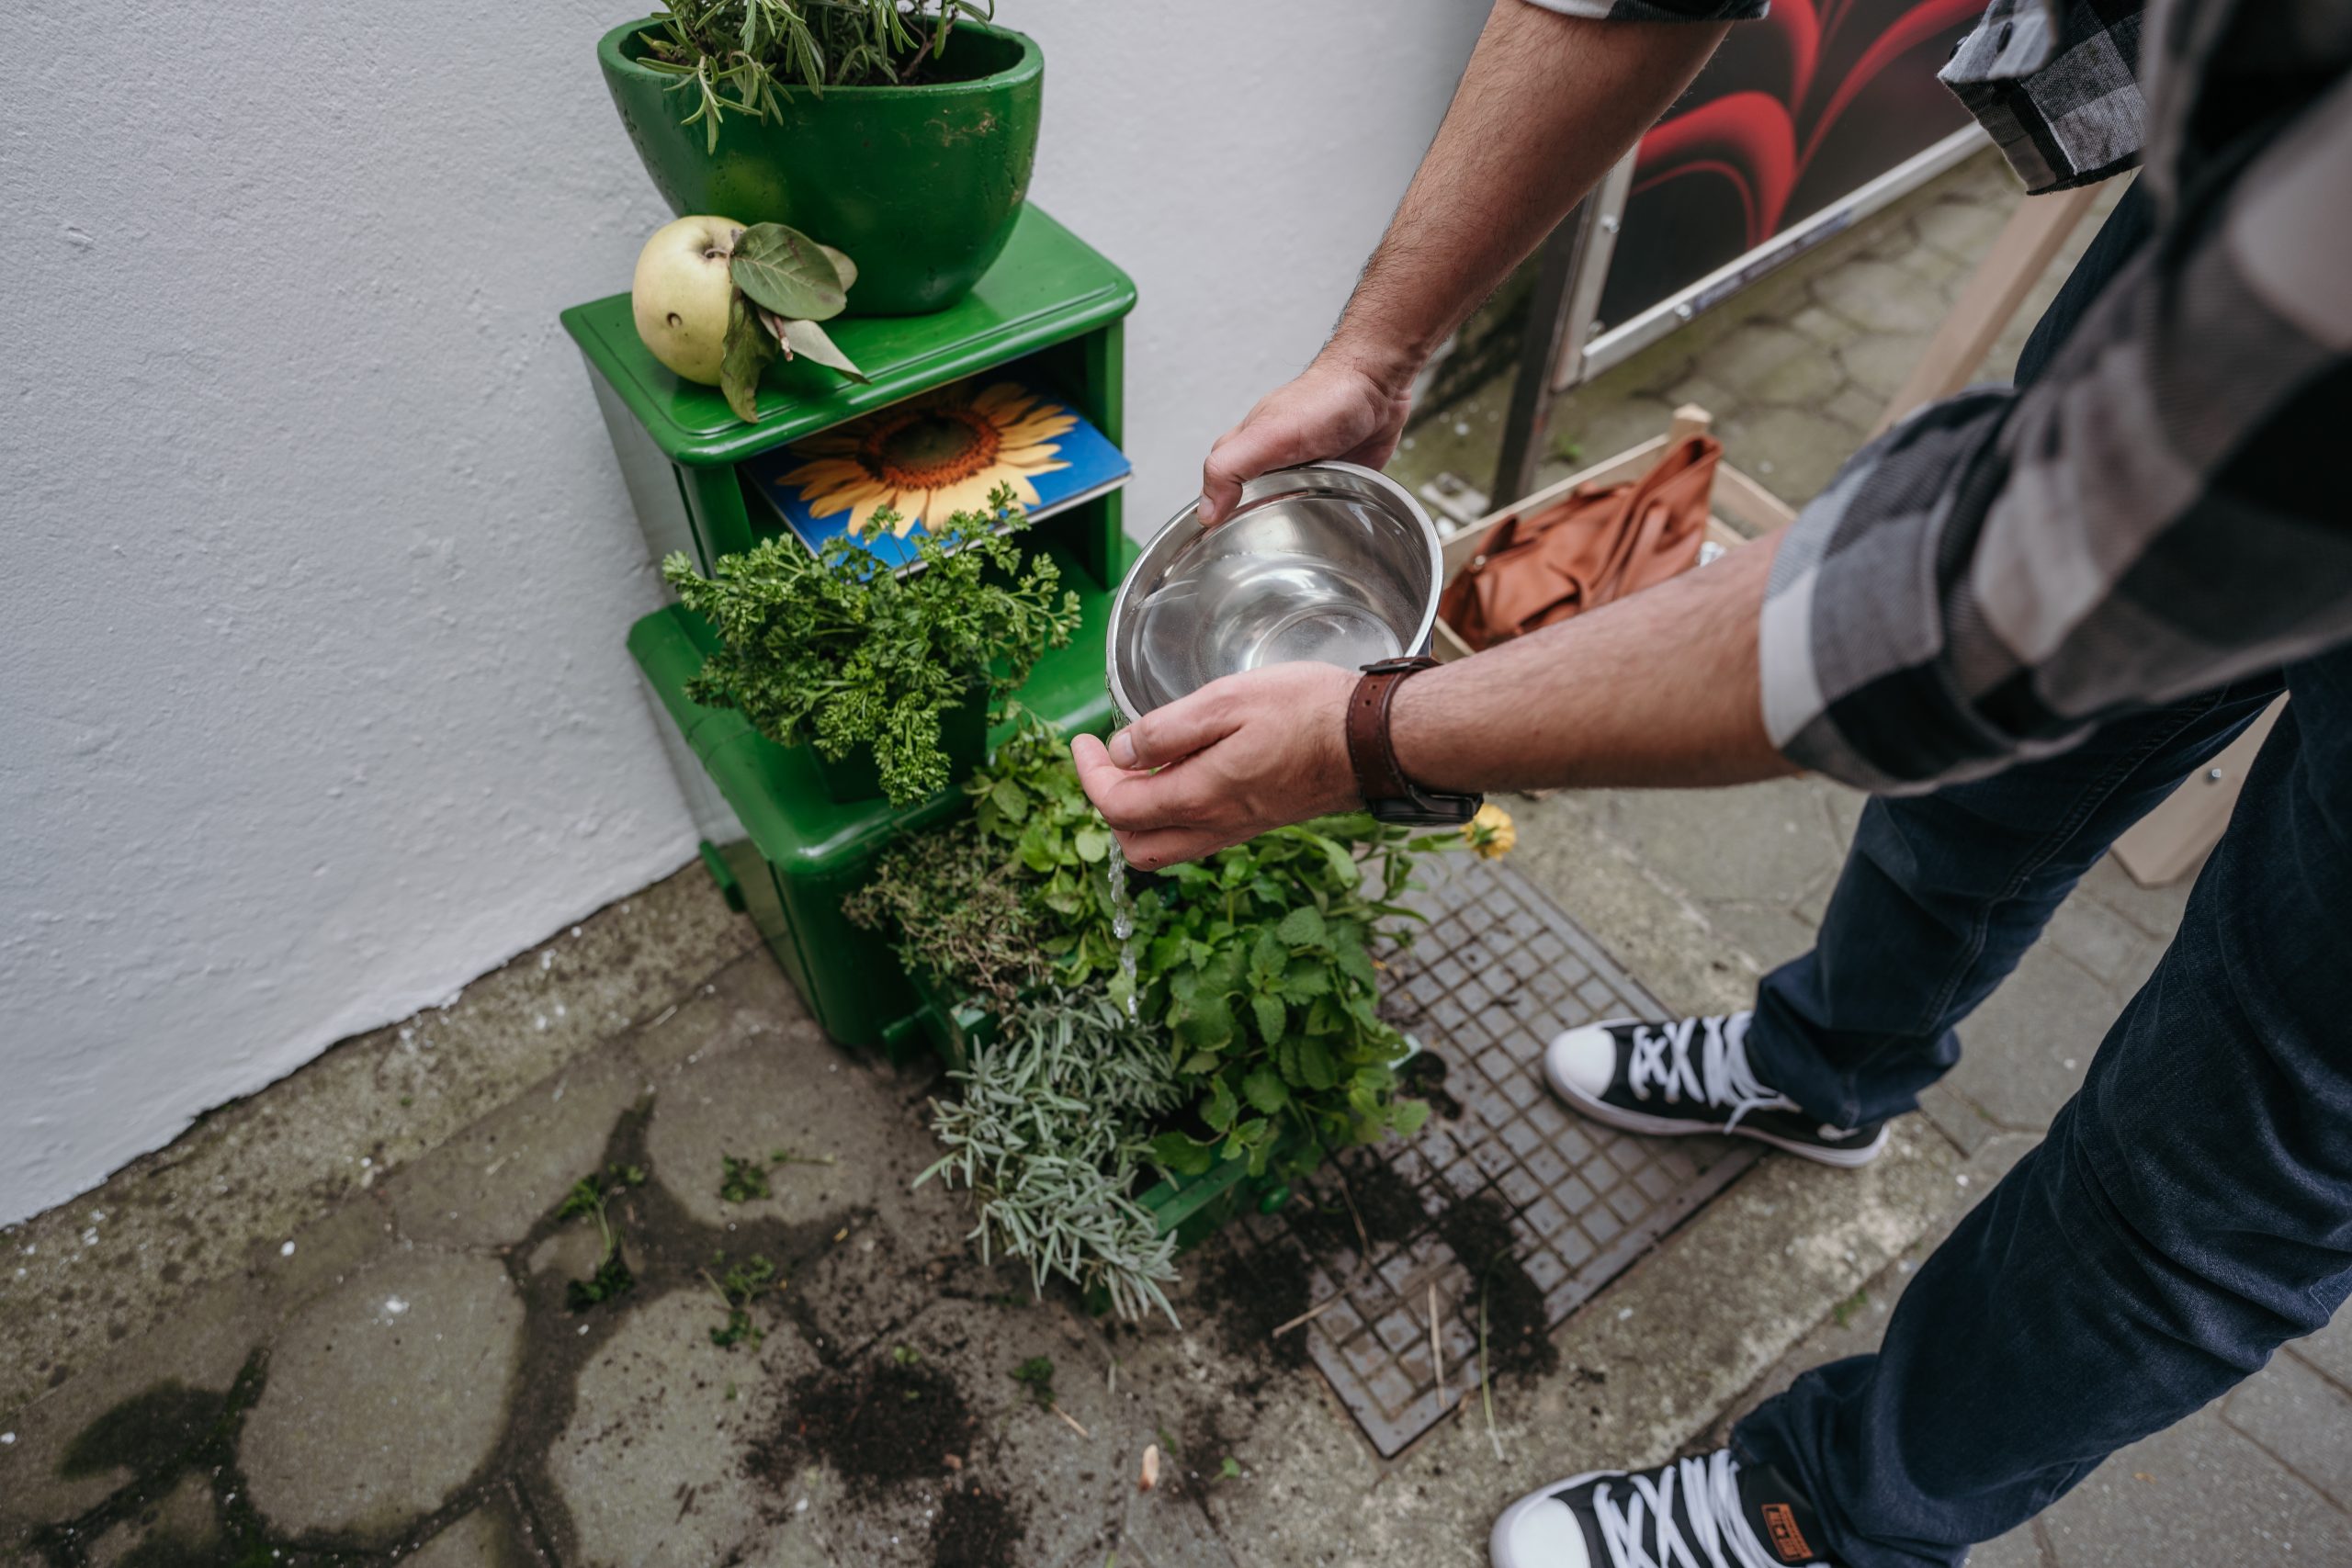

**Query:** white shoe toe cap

left=1544, top=1020, right=1627, bottom=1104
left=1490, top=1487, right=1594, bottom=1568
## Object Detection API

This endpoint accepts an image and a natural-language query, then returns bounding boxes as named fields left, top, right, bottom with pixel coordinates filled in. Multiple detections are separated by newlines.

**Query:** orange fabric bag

left=1438, top=434, right=1721, bottom=650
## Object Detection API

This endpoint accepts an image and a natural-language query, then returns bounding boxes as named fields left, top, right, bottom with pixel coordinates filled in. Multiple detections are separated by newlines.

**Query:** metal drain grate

left=1228, top=854, right=1759, bottom=1457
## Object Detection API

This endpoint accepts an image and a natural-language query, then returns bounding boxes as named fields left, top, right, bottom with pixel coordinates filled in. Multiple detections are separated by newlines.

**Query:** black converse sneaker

left=1491, top=1448, right=1839, bottom=1568
left=1544, top=1012, right=1887, bottom=1168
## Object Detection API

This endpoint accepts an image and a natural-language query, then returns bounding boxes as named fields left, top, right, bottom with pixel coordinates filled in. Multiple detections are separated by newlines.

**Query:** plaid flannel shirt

left=1521, top=0, right=2352, bottom=791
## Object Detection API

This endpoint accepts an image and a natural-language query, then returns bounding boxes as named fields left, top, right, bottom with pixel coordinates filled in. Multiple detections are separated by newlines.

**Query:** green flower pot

left=598, top=18, right=1043, bottom=315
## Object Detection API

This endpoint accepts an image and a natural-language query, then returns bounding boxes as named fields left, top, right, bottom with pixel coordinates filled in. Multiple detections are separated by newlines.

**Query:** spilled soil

left=1298, top=1156, right=1432, bottom=1257
left=928, top=1483, right=1024, bottom=1568
left=751, top=1355, right=977, bottom=1497
left=1436, top=1191, right=1559, bottom=1378
left=1199, top=1144, right=1558, bottom=1394
left=1199, top=1241, right=1314, bottom=1371
left=1397, top=1050, right=1466, bottom=1121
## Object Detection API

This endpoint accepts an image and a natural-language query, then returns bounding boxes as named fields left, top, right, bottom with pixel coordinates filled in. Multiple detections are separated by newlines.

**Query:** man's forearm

left=1329, top=3, right=1729, bottom=386
left=1389, top=526, right=1797, bottom=792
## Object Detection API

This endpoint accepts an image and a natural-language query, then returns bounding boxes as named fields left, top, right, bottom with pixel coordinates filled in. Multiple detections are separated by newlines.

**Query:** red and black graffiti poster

left=1595, top=0, right=1983, bottom=327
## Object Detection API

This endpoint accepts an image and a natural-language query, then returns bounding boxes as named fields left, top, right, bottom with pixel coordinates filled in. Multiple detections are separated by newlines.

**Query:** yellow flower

left=778, top=380, right=1077, bottom=538
left=1464, top=802, right=1516, bottom=859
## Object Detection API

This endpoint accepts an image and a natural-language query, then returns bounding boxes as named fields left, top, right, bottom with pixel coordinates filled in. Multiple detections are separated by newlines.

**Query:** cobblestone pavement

left=6, top=157, right=2344, bottom=1564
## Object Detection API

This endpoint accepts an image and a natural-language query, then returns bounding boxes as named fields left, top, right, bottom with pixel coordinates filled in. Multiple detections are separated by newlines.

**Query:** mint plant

left=969, top=716, right=1136, bottom=995
left=1138, top=815, right=1442, bottom=1179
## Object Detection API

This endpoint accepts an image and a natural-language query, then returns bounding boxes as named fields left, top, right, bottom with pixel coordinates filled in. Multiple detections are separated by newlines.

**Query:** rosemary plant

left=639, top=0, right=1000, bottom=152
left=918, top=988, right=1183, bottom=1323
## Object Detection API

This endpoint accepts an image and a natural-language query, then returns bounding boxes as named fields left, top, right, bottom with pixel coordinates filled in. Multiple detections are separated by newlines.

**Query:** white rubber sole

left=1544, top=1020, right=1890, bottom=1170
left=1490, top=1471, right=1608, bottom=1568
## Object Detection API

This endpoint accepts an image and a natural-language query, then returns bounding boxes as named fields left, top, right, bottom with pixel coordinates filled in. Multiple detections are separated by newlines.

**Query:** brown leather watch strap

left=1346, top=657, right=1434, bottom=806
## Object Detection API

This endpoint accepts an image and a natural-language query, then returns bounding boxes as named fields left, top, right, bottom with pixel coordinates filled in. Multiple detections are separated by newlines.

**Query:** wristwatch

left=1344, top=656, right=1485, bottom=826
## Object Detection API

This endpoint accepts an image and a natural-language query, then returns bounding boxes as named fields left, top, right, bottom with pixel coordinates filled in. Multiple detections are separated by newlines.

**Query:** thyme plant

left=639, top=0, right=1000, bottom=152
left=918, top=988, right=1182, bottom=1323
left=845, top=820, right=1051, bottom=1008
left=663, top=486, right=1079, bottom=807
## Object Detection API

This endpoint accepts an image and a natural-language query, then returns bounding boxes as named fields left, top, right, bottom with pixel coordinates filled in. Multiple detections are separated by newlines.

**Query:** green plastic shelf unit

left=588, top=202, right=1139, bottom=1053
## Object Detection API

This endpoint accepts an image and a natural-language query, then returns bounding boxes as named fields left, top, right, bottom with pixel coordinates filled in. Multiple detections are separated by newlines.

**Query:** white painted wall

left=0, top=0, right=1484, bottom=1224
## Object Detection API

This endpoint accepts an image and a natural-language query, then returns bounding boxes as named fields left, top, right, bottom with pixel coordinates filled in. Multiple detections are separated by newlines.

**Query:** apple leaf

left=718, top=293, right=775, bottom=423
left=818, top=243, right=859, bottom=294
left=729, top=223, right=845, bottom=321
left=779, top=317, right=870, bottom=384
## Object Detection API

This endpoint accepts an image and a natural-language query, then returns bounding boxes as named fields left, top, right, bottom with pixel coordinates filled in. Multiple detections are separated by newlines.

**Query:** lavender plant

left=918, top=988, right=1182, bottom=1323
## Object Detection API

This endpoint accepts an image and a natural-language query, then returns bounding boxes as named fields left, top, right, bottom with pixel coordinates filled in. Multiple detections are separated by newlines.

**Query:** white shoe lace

left=1623, top=1014, right=1795, bottom=1133
left=1591, top=1450, right=1786, bottom=1568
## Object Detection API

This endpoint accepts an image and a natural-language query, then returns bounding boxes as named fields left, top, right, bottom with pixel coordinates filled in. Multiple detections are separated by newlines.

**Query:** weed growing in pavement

left=705, top=1252, right=781, bottom=1348
left=1009, top=1356, right=1056, bottom=1409
left=557, top=1164, right=647, bottom=1311
left=718, top=1153, right=771, bottom=1203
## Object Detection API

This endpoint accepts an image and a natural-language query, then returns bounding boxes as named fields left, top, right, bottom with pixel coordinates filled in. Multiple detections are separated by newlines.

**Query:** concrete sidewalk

left=8, top=805, right=2344, bottom=1565
left=0, top=857, right=1950, bottom=1568
left=7, top=155, right=2347, bottom=1566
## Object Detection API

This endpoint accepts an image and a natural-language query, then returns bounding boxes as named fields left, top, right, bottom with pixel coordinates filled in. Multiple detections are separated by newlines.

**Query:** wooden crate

left=1431, top=404, right=1791, bottom=661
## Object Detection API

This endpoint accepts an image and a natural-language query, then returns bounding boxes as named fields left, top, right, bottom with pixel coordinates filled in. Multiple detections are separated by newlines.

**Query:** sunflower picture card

left=741, top=377, right=1131, bottom=570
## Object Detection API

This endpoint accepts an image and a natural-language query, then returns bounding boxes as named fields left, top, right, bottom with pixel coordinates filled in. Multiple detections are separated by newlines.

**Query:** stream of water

left=1102, top=716, right=1141, bottom=1021
left=1105, top=829, right=1139, bottom=1020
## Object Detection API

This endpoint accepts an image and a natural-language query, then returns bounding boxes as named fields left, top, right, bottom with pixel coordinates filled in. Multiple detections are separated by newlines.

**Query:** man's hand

left=1198, top=352, right=1415, bottom=525
left=1072, top=661, right=1361, bottom=868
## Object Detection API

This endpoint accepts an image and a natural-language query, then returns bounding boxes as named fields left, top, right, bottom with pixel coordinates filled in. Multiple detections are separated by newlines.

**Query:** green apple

left=631, top=215, right=745, bottom=385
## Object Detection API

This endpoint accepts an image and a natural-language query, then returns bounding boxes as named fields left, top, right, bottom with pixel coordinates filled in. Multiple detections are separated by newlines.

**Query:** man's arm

left=1080, top=70, right=2352, bottom=867
left=1074, top=531, right=1791, bottom=869
left=1194, top=0, right=1736, bottom=525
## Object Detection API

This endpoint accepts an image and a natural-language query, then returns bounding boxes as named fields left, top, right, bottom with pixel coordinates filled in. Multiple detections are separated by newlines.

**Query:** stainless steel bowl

left=1107, top=462, right=1443, bottom=724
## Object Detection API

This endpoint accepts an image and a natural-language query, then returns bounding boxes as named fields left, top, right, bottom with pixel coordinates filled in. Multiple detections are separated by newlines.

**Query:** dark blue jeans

left=1729, top=186, right=2352, bottom=1564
